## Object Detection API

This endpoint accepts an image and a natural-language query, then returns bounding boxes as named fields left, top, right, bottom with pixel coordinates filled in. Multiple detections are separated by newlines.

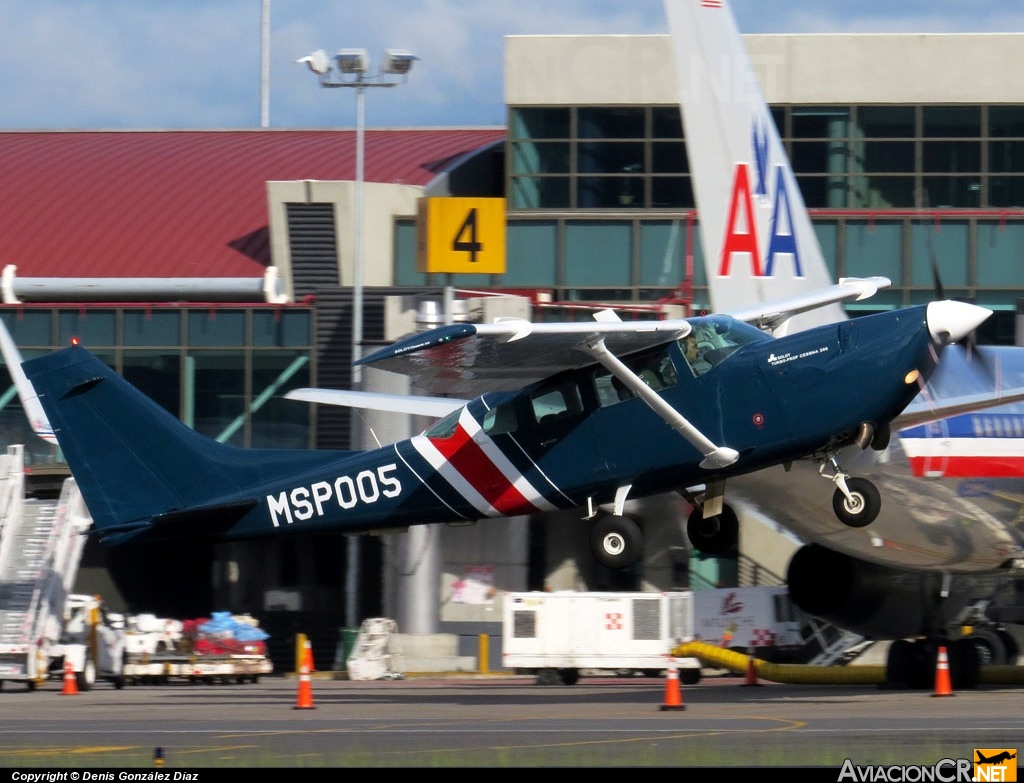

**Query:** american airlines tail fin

left=664, top=0, right=843, bottom=332
left=0, top=317, right=57, bottom=445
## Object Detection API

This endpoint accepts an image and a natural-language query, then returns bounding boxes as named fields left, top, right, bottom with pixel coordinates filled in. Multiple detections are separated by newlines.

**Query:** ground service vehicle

left=692, top=586, right=808, bottom=662
left=501, top=590, right=702, bottom=684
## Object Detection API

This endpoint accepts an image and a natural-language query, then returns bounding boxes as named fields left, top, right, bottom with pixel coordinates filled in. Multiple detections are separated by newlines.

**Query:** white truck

left=502, top=590, right=703, bottom=685
left=691, top=586, right=808, bottom=662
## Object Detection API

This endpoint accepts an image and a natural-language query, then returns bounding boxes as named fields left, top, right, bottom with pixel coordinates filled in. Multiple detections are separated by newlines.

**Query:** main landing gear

left=884, top=631, right=1019, bottom=690
left=589, top=515, right=643, bottom=569
left=686, top=504, right=739, bottom=555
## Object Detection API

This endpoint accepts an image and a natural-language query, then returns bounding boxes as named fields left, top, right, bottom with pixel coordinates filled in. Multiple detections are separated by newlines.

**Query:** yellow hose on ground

left=672, top=641, right=1024, bottom=686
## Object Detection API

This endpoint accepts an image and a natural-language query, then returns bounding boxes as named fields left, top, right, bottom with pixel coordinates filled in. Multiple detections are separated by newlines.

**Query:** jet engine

left=786, top=544, right=975, bottom=640
left=786, top=543, right=1014, bottom=688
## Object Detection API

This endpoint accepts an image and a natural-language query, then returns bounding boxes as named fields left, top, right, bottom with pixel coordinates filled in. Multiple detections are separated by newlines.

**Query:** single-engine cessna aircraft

left=665, top=0, right=1024, bottom=686
left=20, top=290, right=990, bottom=563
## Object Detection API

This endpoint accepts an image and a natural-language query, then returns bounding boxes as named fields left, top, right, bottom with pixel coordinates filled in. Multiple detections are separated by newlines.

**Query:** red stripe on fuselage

left=428, top=425, right=537, bottom=514
left=907, top=455, right=1024, bottom=478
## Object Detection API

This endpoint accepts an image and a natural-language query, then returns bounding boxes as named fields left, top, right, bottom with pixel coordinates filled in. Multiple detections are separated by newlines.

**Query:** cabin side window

left=627, top=349, right=678, bottom=391
left=482, top=403, right=518, bottom=435
left=530, top=380, right=584, bottom=425
left=594, top=368, right=634, bottom=407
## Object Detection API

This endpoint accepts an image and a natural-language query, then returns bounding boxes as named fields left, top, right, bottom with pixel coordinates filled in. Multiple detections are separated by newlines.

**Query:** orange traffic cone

left=932, top=645, right=954, bottom=697
left=659, top=656, right=685, bottom=711
left=294, top=639, right=316, bottom=710
left=61, top=660, right=78, bottom=696
left=742, top=655, right=762, bottom=687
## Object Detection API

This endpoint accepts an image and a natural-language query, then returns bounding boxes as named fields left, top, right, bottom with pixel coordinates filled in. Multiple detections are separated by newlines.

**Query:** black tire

left=535, top=669, right=560, bottom=686
left=997, top=629, right=1019, bottom=664
left=589, top=515, right=643, bottom=569
left=832, top=477, right=881, bottom=528
left=906, top=639, right=937, bottom=690
left=679, top=668, right=701, bottom=685
left=76, top=658, right=96, bottom=692
left=965, top=628, right=1007, bottom=666
left=951, top=638, right=981, bottom=690
left=885, top=638, right=914, bottom=688
left=686, top=504, right=739, bottom=555
left=558, top=668, right=580, bottom=685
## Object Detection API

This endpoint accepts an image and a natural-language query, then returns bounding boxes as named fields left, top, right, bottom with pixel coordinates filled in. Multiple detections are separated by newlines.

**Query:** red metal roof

left=0, top=129, right=506, bottom=280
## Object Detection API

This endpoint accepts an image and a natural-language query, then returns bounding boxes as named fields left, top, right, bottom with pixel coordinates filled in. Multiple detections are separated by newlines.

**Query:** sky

left=2, top=1, right=1023, bottom=131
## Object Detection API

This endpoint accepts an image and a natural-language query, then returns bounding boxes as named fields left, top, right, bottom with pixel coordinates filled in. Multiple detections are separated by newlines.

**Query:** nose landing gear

left=820, top=453, right=881, bottom=528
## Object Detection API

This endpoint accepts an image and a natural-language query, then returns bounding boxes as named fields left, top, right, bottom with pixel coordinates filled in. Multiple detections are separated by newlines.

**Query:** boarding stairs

left=805, top=619, right=871, bottom=666
left=0, top=446, right=91, bottom=664
left=346, top=617, right=404, bottom=680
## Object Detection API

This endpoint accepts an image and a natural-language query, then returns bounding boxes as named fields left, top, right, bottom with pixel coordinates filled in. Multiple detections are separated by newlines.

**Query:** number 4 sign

left=417, top=197, right=507, bottom=274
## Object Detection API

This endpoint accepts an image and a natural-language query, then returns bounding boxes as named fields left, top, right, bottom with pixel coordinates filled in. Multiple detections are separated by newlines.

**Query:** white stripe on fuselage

left=410, top=408, right=560, bottom=517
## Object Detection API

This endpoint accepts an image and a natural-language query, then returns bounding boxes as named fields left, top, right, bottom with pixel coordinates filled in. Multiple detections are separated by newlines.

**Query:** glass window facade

left=398, top=103, right=1024, bottom=336
left=0, top=306, right=315, bottom=461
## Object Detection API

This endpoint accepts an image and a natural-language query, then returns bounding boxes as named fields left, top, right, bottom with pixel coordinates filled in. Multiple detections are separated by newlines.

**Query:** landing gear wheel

left=686, top=504, right=739, bottom=555
left=832, top=477, right=881, bottom=528
left=965, top=627, right=1008, bottom=666
left=951, top=637, right=981, bottom=690
left=885, top=638, right=914, bottom=688
left=590, top=515, right=643, bottom=569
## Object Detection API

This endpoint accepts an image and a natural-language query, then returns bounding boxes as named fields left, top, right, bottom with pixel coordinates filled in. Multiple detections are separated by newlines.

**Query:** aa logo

left=975, top=749, right=1017, bottom=781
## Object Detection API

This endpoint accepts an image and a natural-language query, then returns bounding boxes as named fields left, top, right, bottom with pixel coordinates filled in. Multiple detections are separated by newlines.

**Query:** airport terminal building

left=1, top=30, right=1023, bottom=668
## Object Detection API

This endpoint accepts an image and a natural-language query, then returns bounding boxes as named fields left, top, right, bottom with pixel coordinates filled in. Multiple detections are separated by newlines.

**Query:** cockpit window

left=679, top=315, right=768, bottom=376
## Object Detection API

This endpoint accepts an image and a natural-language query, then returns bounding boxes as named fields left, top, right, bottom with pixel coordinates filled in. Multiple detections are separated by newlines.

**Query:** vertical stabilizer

left=664, top=0, right=843, bottom=331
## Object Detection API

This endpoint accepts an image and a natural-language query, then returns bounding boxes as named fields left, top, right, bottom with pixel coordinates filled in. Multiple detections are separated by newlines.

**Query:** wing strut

left=583, top=338, right=739, bottom=469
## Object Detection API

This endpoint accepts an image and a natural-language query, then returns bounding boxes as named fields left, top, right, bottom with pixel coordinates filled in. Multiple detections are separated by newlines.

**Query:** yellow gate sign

left=417, top=197, right=506, bottom=274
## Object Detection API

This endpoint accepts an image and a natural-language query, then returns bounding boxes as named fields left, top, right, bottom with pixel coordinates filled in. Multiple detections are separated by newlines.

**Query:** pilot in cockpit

left=683, top=333, right=712, bottom=376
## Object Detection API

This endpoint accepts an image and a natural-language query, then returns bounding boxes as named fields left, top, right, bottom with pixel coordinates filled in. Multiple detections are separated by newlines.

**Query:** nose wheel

left=821, top=454, right=881, bottom=528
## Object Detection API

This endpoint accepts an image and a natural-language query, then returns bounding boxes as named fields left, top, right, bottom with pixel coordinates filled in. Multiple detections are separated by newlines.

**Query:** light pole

left=298, top=47, right=417, bottom=632
left=297, top=47, right=418, bottom=389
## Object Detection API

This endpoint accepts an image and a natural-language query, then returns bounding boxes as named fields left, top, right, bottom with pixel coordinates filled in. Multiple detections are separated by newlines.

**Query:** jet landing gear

left=820, top=454, right=881, bottom=528
left=885, top=637, right=986, bottom=690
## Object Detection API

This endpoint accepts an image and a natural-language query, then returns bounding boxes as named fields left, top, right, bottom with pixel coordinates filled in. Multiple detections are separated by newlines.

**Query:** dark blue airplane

left=20, top=291, right=995, bottom=569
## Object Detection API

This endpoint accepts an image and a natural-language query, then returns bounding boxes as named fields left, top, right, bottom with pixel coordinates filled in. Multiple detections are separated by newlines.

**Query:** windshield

left=680, top=315, right=769, bottom=375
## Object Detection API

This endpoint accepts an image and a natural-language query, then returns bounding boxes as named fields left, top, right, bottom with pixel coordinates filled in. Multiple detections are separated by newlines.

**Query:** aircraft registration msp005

left=665, top=0, right=1024, bottom=688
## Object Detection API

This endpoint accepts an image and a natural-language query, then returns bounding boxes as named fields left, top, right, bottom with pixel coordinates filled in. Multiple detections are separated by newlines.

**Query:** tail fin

left=664, top=0, right=843, bottom=331
left=22, top=343, right=343, bottom=544
left=0, top=317, right=57, bottom=445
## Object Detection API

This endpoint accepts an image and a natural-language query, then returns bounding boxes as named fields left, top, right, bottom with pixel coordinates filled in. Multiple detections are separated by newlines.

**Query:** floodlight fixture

left=296, top=49, right=332, bottom=76
left=335, top=48, right=369, bottom=75
left=381, top=49, right=418, bottom=76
